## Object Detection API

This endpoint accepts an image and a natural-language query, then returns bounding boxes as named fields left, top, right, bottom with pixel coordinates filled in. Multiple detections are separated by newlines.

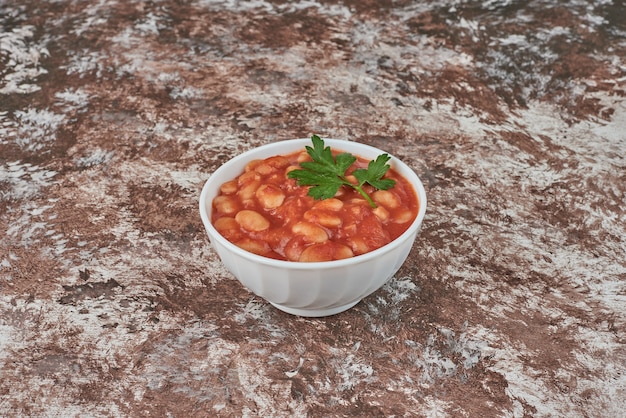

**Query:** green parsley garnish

left=287, top=135, right=396, bottom=208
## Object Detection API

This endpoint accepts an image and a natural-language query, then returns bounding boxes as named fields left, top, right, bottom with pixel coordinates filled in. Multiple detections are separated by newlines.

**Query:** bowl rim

left=199, top=137, right=427, bottom=270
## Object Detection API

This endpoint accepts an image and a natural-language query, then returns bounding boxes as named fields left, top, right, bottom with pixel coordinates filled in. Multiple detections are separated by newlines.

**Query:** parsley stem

left=355, top=186, right=377, bottom=208
left=340, top=176, right=377, bottom=208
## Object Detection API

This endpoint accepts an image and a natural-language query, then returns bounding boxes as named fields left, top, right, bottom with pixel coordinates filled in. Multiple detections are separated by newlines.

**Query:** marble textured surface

left=1, top=0, right=625, bottom=416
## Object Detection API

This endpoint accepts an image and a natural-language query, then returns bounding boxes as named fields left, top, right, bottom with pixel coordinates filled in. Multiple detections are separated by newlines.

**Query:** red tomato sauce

left=211, top=149, right=419, bottom=262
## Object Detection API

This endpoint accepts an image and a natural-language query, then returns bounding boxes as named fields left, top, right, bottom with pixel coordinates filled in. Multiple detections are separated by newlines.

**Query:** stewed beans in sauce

left=211, top=150, right=419, bottom=262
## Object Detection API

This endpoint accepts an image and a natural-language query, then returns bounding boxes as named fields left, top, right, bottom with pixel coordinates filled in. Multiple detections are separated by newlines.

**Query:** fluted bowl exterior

left=199, top=138, right=427, bottom=317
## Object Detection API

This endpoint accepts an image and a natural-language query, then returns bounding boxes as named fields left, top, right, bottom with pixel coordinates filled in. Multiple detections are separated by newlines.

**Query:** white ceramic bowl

left=199, top=138, right=427, bottom=317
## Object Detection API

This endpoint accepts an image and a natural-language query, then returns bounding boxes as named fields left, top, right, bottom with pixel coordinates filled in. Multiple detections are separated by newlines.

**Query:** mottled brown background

left=1, top=0, right=625, bottom=417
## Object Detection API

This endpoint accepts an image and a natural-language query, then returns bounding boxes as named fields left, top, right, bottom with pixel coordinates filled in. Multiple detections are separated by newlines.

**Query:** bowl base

left=270, top=300, right=360, bottom=317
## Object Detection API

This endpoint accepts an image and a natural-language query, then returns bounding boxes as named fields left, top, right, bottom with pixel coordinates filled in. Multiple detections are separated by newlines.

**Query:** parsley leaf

left=353, top=154, right=396, bottom=190
left=287, top=135, right=396, bottom=208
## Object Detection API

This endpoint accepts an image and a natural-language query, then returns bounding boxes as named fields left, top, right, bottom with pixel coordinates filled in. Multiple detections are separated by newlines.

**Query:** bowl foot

left=269, top=300, right=360, bottom=317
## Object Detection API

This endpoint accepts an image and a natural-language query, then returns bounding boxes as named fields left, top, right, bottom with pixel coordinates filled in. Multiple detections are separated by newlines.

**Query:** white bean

left=244, top=159, right=262, bottom=172
left=213, top=216, right=238, bottom=232
left=296, top=152, right=310, bottom=163
left=372, top=205, right=390, bottom=222
left=348, top=237, right=369, bottom=255
left=213, top=217, right=242, bottom=240
left=263, top=155, right=289, bottom=168
left=284, top=236, right=305, bottom=261
left=334, top=244, right=354, bottom=260
left=299, top=243, right=332, bottom=262
left=237, top=180, right=261, bottom=200
left=256, top=184, right=285, bottom=209
left=299, top=242, right=353, bottom=262
left=235, top=210, right=270, bottom=231
left=254, top=163, right=275, bottom=175
left=213, top=195, right=238, bottom=214
left=292, top=221, right=328, bottom=243
left=238, top=170, right=260, bottom=184
left=219, top=180, right=238, bottom=194
left=392, top=209, right=414, bottom=224
left=313, top=198, right=343, bottom=211
left=236, top=238, right=269, bottom=255
left=304, top=209, right=342, bottom=228
left=285, top=165, right=300, bottom=176
left=372, top=190, right=400, bottom=209
left=344, top=174, right=357, bottom=184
